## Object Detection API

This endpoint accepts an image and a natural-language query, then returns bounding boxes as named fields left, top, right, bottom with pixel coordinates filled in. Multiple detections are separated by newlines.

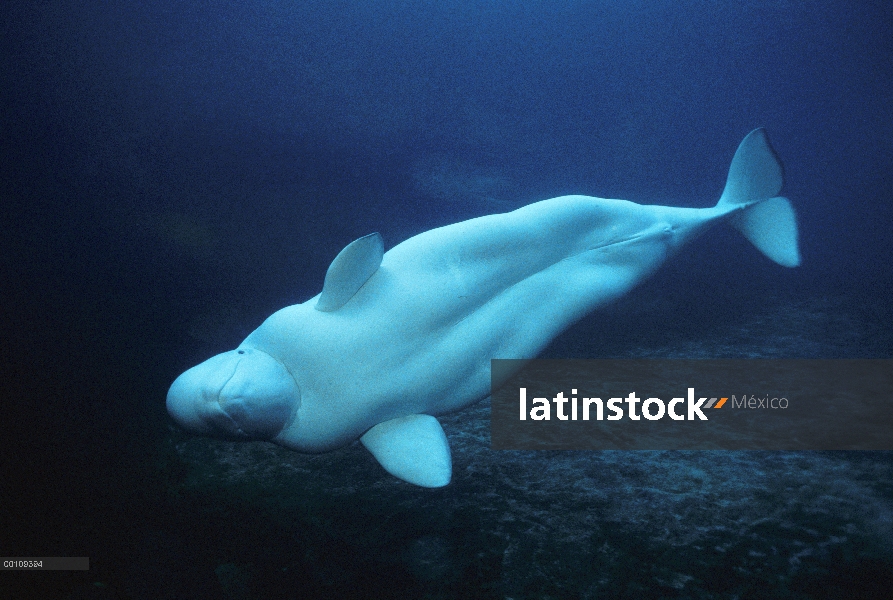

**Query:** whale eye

left=237, top=350, right=245, bottom=355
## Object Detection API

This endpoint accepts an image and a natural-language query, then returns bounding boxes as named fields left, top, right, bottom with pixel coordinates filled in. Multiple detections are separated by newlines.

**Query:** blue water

left=1, top=1, right=891, bottom=598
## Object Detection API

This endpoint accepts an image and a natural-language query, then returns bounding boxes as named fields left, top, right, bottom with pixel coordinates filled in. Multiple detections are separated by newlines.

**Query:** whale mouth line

left=215, top=356, right=250, bottom=438
left=219, top=357, right=241, bottom=394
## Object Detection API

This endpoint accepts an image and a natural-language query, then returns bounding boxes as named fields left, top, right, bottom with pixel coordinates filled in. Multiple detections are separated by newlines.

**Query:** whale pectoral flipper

left=360, top=414, right=452, bottom=487
left=315, top=232, right=384, bottom=312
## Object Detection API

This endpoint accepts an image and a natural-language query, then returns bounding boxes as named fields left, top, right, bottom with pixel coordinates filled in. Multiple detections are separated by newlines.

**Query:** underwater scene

left=2, top=1, right=891, bottom=599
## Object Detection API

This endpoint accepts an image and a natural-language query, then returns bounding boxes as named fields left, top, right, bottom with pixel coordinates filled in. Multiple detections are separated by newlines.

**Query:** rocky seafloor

left=151, top=295, right=892, bottom=599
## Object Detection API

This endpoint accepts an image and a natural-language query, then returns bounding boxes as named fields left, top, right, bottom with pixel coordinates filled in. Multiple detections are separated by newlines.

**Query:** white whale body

left=167, top=129, right=800, bottom=487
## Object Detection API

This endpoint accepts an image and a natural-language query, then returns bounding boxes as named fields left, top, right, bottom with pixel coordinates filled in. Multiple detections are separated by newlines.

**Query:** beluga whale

left=167, top=129, right=800, bottom=487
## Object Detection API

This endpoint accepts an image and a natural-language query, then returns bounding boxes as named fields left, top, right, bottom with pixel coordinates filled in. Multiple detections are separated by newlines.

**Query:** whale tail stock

left=715, top=128, right=801, bottom=267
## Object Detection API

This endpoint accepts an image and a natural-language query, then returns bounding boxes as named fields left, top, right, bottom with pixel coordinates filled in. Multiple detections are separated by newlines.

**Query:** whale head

left=166, top=348, right=299, bottom=440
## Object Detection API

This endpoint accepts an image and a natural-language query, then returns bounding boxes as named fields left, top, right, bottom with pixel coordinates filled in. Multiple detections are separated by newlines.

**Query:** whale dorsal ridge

left=360, top=414, right=452, bottom=487
left=315, top=232, right=384, bottom=312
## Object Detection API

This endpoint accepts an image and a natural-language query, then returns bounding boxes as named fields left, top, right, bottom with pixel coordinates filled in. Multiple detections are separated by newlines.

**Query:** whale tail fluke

left=716, top=128, right=800, bottom=267
left=729, top=196, right=800, bottom=267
